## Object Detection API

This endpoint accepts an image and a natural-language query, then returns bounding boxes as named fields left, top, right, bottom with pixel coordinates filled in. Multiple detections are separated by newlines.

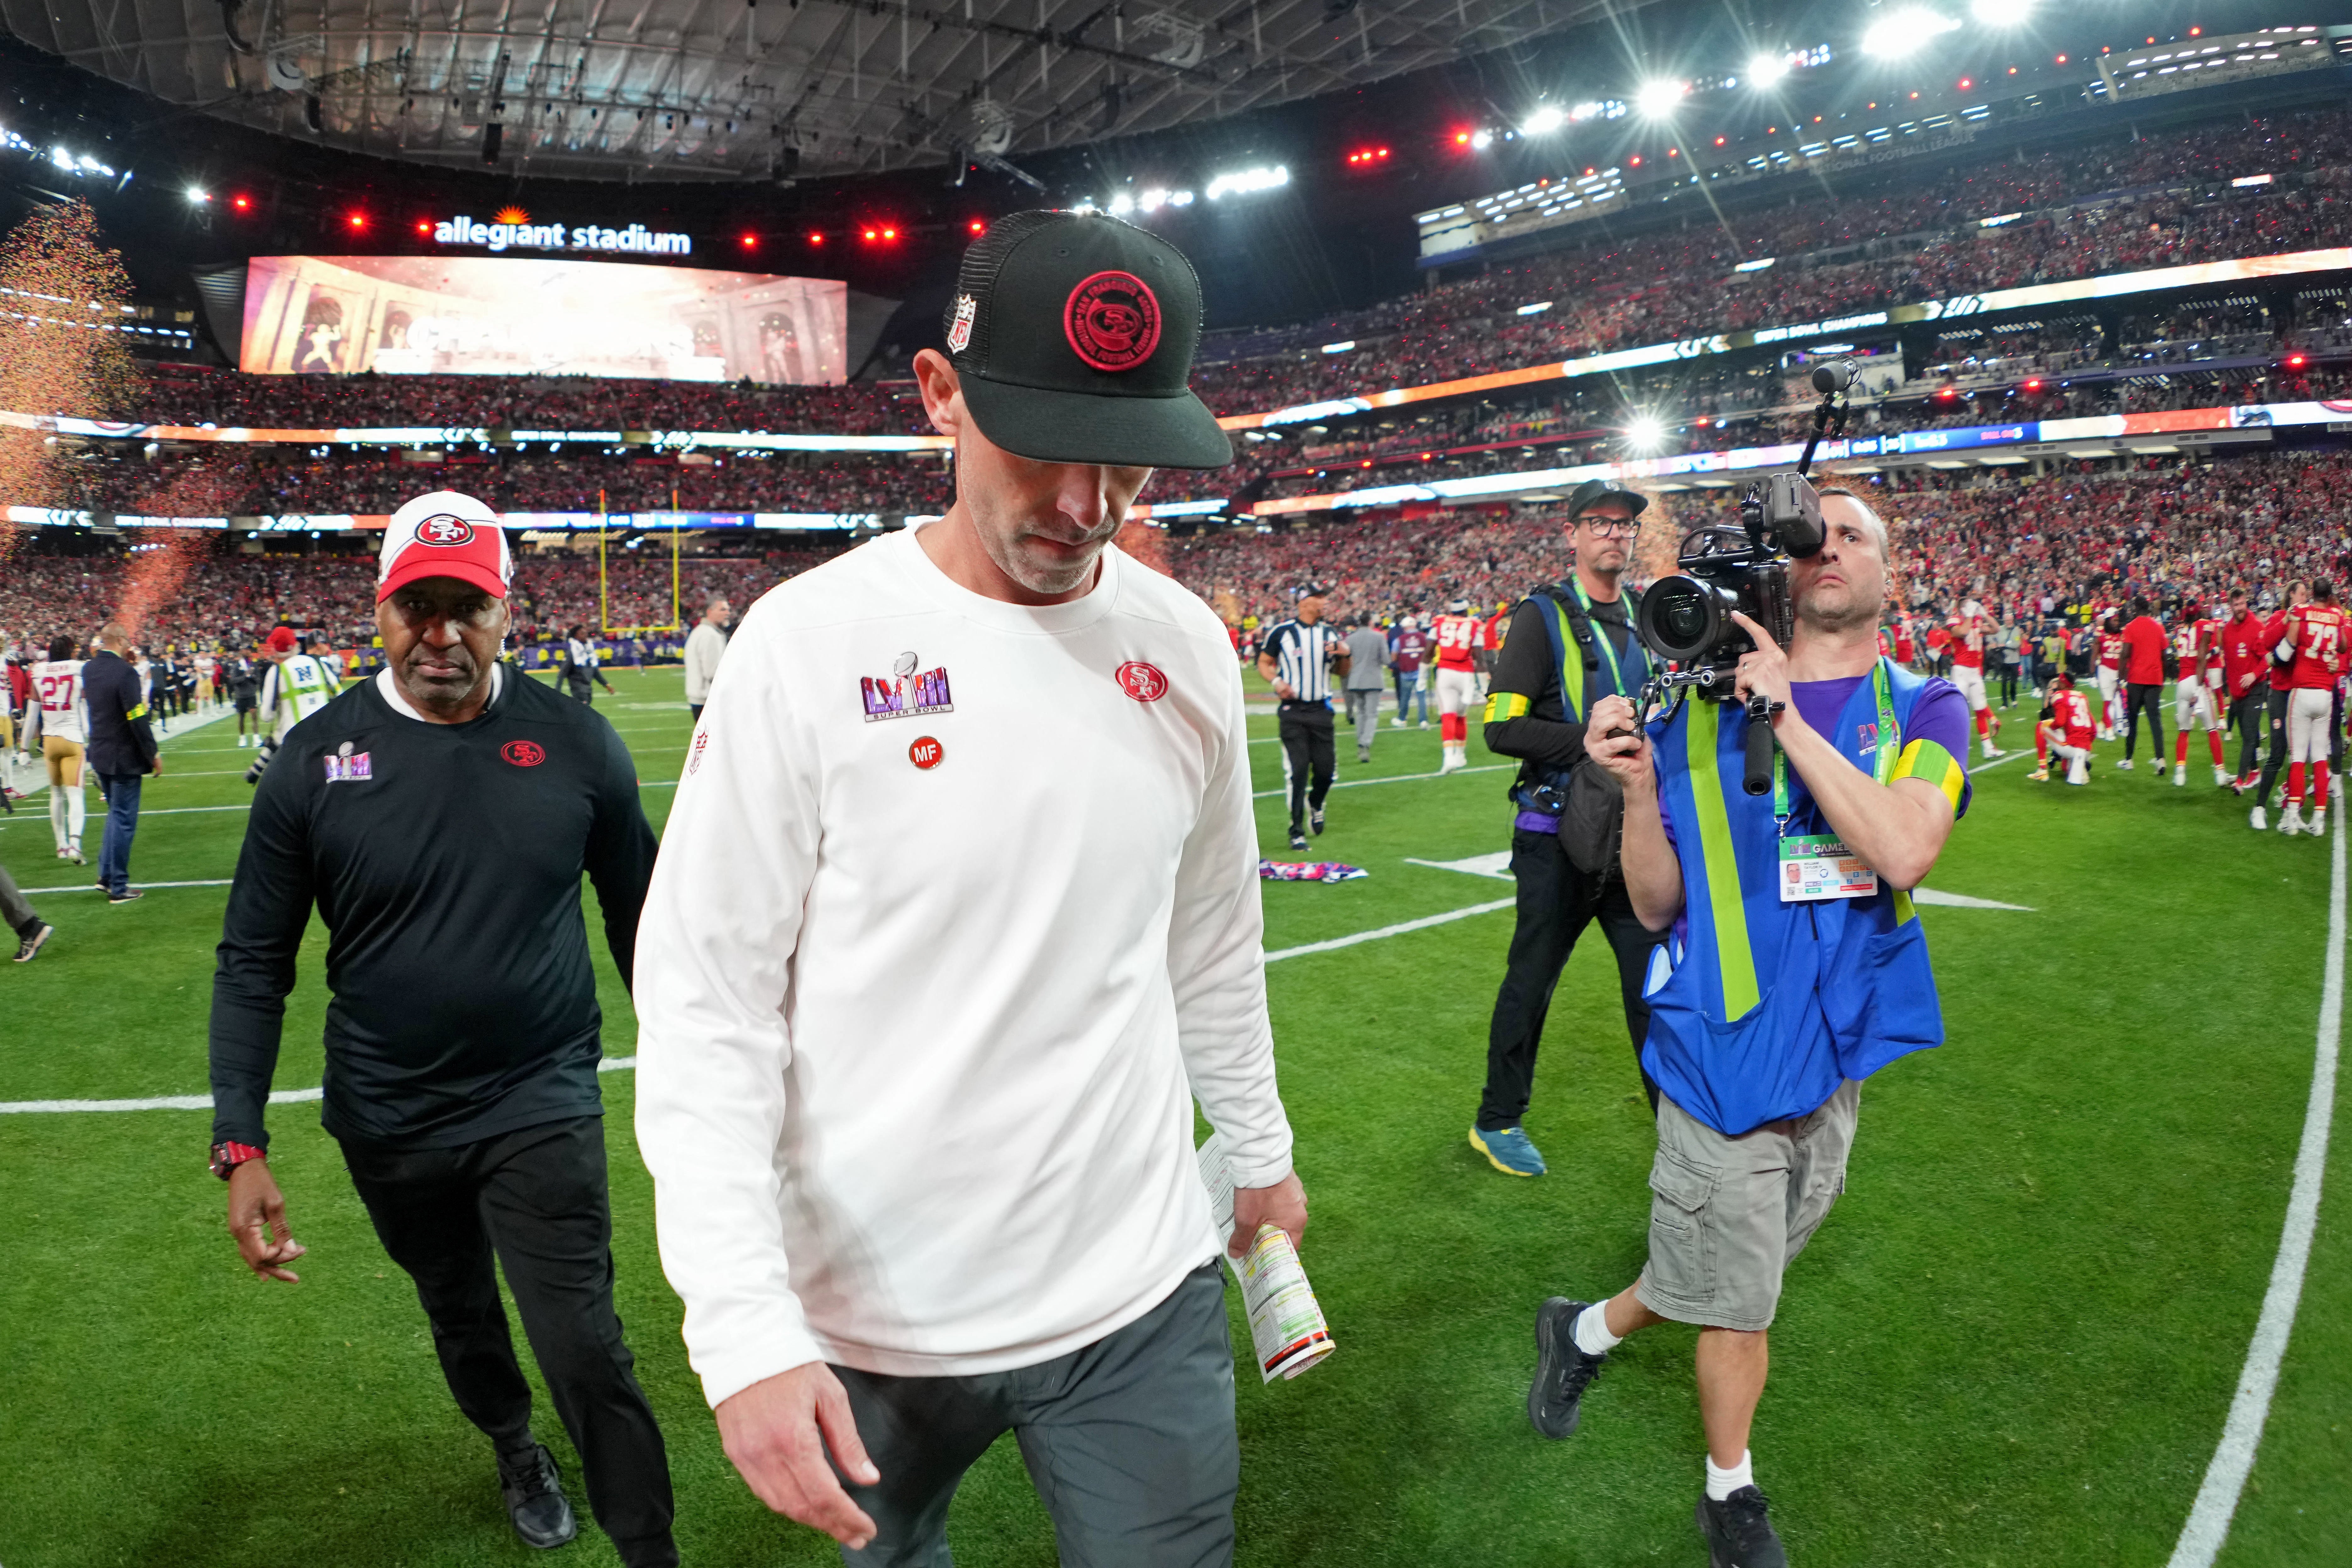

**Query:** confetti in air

left=0, top=200, right=144, bottom=562
left=114, top=460, right=243, bottom=636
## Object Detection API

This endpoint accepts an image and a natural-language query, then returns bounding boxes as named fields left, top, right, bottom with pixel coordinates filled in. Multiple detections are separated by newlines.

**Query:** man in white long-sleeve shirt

left=681, top=596, right=729, bottom=721
left=634, top=210, right=1303, bottom=1566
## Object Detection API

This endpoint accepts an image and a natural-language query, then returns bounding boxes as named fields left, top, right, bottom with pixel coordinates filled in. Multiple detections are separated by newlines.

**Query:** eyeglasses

left=1575, top=517, right=1640, bottom=538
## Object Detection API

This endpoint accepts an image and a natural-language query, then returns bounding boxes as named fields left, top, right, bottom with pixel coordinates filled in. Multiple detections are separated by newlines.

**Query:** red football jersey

left=2097, top=633, right=2124, bottom=670
left=2055, top=688, right=2095, bottom=742
left=1431, top=613, right=1481, bottom=671
left=1951, top=617, right=1986, bottom=670
left=2286, top=604, right=2348, bottom=689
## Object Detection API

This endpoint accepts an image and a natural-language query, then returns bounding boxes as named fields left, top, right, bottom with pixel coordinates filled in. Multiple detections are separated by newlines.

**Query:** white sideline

left=2167, top=808, right=2344, bottom=1568
left=0, top=894, right=1517, bottom=1114
left=1252, top=763, right=1507, bottom=800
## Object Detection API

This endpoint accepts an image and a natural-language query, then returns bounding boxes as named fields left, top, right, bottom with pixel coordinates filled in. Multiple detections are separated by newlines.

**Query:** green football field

left=0, top=663, right=2344, bottom=1568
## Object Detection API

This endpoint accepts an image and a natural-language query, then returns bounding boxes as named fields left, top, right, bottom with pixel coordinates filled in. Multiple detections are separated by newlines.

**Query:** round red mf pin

left=908, top=736, right=945, bottom=770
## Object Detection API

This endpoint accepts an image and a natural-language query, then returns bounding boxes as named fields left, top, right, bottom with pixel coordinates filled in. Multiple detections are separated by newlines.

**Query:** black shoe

left=107, top=888, right=143, bottom=905
left=1696, top=1485, right=1788, bottom=1568
left=1527, top=1296, right=1607, bottom=1438
left=497, top=1443, right=578, bottom=1551
left=1288, top=830, right=1309, bottom=850
left=1310, top=806, right=1326, bottom=835
left=14, top=923, right=53, bottom=962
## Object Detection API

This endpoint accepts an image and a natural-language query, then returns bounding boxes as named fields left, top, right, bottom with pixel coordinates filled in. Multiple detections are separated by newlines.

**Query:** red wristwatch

left=210, top=1141, right=267, bottom=1180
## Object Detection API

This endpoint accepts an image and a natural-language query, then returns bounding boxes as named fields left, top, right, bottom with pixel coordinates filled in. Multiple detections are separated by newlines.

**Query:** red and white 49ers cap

left=379, top=491, right=512, bottom=603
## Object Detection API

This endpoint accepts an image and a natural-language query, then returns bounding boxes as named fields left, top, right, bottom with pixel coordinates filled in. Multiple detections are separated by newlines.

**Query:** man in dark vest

left=1468, top=479, right=1663, bottom=1177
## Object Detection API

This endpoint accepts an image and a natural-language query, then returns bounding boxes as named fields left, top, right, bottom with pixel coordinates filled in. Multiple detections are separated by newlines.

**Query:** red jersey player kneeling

left=2030, top=671, right=2098, bottom=785
left=2270, top=580, right=2347, bottom=837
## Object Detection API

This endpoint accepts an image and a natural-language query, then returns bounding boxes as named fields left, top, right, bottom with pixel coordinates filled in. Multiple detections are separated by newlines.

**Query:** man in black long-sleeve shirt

left=208, top=491, right=678, bottom=1568
left=81, top=623, right=161, bottom=903
left=1468, top=480, right=1666, bottom=1179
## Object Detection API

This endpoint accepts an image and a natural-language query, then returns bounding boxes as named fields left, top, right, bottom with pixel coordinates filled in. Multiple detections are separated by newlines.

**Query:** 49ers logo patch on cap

left=1064, top=271, right=1161, bottom=372
left=501, top=739, right=545, bottom=767
left=416, top=515, right=476, bottom=546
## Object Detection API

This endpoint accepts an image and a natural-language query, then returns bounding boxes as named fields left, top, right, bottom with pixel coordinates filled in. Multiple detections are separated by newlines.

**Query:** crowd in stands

left=0, top=545, right=841, bottom=654
left=125, top=368, right=936, bottom=437
left=1168, top=448, right=2352, bottom=630
left=47, top=450, right=952, bottom=518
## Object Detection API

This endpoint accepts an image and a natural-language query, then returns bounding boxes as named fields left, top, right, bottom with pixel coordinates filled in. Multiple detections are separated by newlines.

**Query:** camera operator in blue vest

left=1524, top=486, right=1971, bottom=1568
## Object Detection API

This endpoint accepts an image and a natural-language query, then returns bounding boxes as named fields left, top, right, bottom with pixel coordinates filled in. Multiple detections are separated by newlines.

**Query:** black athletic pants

left=1998, top=659, right=2020, bottom=706
left=2122, top=681, right=2165, bottom=761
left=2233, top=691, right=2269, bottom=781
left=2258, top=687, right=2293, bottom=803
left=340, top=1116, right=678, bottom=1568
left=1478, top=829, right=1663, bottom=1131
left=1277, top=703, right=1335, bottom=834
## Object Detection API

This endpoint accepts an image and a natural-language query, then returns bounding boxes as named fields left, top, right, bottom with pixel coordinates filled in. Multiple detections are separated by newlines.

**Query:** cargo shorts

left=1632, top=1080, right=1860, bottom=1332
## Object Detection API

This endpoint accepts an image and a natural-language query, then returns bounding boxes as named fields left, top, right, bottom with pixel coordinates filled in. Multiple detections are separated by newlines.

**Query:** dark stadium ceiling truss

left=5, top=0, right=1625, bottom=182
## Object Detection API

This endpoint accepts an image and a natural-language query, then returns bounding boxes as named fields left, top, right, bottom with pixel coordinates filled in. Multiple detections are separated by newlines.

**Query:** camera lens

left=1638, top=576, right=1726, bottom=662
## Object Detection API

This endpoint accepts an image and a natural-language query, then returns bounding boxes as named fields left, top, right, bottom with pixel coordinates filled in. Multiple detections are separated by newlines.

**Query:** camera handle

left=1742, top=692, right=1784, bottom=797
left=1795, top=386, right=1849, bottom=480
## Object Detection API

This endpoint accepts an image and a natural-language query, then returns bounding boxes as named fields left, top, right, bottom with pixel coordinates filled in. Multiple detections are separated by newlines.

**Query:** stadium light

left=1747, top=52, right=1790, bottom=86
left=740, top=232, right=758, bottom=250
left=1635, top=80, right=1686, bottom=118
left=1625, top=414, right=1667, bottom=450
left=185, top=186, right=209, bottom=204
left=1205, top=165, right=1287, bottom=200
left=346, top=211, right=368, bottom=231
left=231, top=193, right=252, bottom=212
left=1864, top=9, right=1961, bottom=57
left=1521, top=105, right=1567, bottom=136
left=1971, top=0, right=2031, bottom=23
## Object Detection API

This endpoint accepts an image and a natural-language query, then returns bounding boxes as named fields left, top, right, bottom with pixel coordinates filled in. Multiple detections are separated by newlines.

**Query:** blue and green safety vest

left=1639, top=657, right=1969, bottom=1136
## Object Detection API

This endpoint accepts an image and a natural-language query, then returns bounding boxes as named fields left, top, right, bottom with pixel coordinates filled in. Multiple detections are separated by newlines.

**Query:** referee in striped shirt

left=1258, top=586, right=1349, bottom=849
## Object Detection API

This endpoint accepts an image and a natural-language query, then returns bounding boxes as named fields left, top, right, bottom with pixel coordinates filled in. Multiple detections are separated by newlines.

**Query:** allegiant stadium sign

left=430, top=214, right=693, bottom=256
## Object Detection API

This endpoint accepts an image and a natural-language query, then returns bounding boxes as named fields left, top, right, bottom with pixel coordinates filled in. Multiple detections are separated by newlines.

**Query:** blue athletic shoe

left=1470, top=1125, right=1546, bottom=1177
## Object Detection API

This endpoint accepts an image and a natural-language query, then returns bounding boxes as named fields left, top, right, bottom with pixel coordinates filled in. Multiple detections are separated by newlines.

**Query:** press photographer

left=1521, top=474, right=1973, bottom=1568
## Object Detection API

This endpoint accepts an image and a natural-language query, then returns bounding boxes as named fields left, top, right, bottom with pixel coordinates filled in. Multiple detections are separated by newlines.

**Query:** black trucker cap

left=941, top=209, right=1234, bottom=470
left=1565, top=477, right=1650, bottom=520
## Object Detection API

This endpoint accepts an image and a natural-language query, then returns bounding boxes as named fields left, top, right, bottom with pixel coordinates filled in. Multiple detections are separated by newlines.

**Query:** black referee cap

left=941, top=210, right=1234, bottom=470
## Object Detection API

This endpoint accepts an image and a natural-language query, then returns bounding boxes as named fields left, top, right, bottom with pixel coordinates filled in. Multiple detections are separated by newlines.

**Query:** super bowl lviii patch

left=862, top=652, right=955, bottom=722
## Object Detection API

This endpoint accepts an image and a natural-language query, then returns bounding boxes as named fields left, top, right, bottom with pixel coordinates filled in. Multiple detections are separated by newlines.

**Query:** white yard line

left=1251, top=763, right=1506, bottom=800
left=22, top=878, right=236, bottom=895
left=2166, top=811, right=2344, bottom=1567
left=0, top=895, right=1514, bottom=1114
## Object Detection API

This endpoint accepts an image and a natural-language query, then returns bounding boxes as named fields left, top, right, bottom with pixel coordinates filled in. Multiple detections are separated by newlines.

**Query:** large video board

left=239, top=255, right=847, bottom=384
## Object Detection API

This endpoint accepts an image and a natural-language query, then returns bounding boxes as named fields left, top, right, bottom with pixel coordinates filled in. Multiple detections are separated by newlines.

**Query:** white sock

left=1705, top=1450, right=1755, bottom=1502
left=67, top=785, right=86, bottom=844
left=1572, top=1303, right=1622, bottom=1357
left=50, top=789, right=67, bottom=850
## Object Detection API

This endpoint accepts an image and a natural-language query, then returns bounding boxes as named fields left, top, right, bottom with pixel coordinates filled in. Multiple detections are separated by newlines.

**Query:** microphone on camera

left=1811, top=358, right=1857, bottom=395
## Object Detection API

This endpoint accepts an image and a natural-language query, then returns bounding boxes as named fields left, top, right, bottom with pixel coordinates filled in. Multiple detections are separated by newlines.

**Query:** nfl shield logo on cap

left=379, top=491, right=512, bottom=603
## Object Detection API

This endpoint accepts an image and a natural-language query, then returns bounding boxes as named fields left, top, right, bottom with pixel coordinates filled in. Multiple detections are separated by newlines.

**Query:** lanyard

left=1570, top=579, right=1643, bottom=697
left=1773, top=660, right=1898, bottom=830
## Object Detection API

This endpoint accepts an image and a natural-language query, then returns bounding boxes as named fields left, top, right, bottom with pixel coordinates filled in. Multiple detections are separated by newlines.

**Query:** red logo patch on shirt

left=1116, top=661, right=1169, bottom=702
left=688, top=729, right=710, bottom=775
left=908, top=735, right=944, bottom=770
left=1063, top=271, right=1162, bottom=372
left=501, top=739, right=545, bottom=767
left=416, top=515, right=477, bottom=546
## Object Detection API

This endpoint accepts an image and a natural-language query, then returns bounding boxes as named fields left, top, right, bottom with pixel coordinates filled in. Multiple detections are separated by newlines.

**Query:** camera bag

left=1527, top=584, right=1646, bottom=878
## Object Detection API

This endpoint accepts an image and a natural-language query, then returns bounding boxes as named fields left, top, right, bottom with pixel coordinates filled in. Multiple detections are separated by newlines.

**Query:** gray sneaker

left=1527, top=1296, right=1606, bottom=1438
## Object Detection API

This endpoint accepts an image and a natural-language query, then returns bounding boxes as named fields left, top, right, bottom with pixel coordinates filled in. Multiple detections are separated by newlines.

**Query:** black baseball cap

left=1565, top=478, right=1649, bottom=520
left=941, top=210, right=1233, bottom=470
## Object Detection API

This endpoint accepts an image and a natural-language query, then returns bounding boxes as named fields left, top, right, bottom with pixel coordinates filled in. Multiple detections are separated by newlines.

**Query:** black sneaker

left=1289, top=829, right=1309, bottom=850
left=1696, top=1485, right=1788, bottom=1568
left=14, top=923, right=53, bottom=963
left=1310, top=806, right=1326, bottom=835
left=1527, top=1296, right=1607, bottom=1438
left=107, top=888, right=144, bottom=905
left=497, top=1443, right=578, bottom=1550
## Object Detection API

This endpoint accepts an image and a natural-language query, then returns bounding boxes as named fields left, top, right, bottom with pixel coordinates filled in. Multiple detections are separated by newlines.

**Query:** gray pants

left=1344, top=688, right=1383, bottom=757
left=1635, top=1081, right=1859, bottom=1332
left=832, top=1261, right=1237, bottom=1567
left=0, top=859, right=40, bottom=938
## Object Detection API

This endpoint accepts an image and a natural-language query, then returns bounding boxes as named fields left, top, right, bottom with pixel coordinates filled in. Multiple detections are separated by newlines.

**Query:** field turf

left=0, top=663, right=2344, bottom=1568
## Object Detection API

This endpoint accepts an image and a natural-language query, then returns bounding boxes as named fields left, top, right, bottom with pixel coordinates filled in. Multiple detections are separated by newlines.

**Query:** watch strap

left=210, top=1140, right=267, bottom=1180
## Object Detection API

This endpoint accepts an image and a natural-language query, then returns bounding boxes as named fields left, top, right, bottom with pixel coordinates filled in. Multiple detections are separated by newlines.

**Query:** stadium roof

left=3, top=0, right=1646, bottom=183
